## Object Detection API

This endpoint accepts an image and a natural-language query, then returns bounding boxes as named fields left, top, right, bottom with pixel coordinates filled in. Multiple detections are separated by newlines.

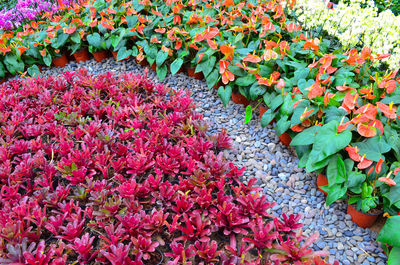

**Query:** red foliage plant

left=0, top=69, right=337, bottom=265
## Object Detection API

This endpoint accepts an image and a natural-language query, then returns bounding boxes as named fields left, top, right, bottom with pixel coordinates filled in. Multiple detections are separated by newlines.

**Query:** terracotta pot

left=231, top=92, right=249, bottom=106
left=52, top=54, right=69, bottom=67
left=73, top=48, right=90, bottom=63
left=187, top=67, right=204, bottom=80
left=136, top=58, right=148, bottom=67
left=347, top=204, right=380, bottom=228
left=92, top=50, right=109, bottom=62
left=279, top=132, right=292, bottom=146
left=213, top=80, right=224, bottom=89
left=112, top=51, right=129, bottom=62
left=259, top=105, right=268, bottom=119
left=151, top=63, right=157, bottom=72
left=316, top=174, right=328, bottom=196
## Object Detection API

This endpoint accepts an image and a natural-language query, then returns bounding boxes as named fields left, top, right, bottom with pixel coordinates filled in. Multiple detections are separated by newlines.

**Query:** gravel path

left=31, top=57, right=387, bottom=265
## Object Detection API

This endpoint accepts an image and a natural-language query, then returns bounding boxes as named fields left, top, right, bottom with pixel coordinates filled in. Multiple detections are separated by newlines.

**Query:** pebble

left=38, top=57, right=388, bottom=265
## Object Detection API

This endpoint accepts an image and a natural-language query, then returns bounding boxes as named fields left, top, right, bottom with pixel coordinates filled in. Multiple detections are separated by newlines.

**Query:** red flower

left=378, top=177, right=396, bottom=186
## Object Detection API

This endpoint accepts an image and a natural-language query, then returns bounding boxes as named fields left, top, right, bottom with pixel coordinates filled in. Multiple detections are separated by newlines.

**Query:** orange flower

left=300, top=108, right=314, bottom=121
left=357, top=123, right=377, bottom=137
left=305, top=81, right=325, bottom=99
left=376, top=158, right=384, bottom=174
left=220, top=44, right=235, bottom=60
left=341, top=92, right=359, bottom=113
left=354, top=104, right=377, bottom=120
left=64, top=27, right=77, bottom=34
left=376, top=102, right=397, bottom=119
left=379, top=79, right=396, bottom=94
left=243, top=54, right=261, bottom=63
left=378, top=177, right=396, bottom=186
left=150, top=37, right=161, bottom=44
left=222, top=70, right=235, bottom=84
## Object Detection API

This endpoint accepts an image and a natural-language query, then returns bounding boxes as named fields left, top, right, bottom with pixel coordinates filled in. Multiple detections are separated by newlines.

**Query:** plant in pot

left=107, top=28, right=132, bottom=62
left=49, top=28, right=70, bottom=67
left=87, top=32, right=109, bottom=62
left=67, top=28, right=90, bottom=63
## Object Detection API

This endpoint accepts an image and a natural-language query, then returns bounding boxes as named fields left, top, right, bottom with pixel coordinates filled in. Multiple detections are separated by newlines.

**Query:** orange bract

left=376, top=102, right=397, bottom=119
left=378, top=177, right=396, bottom=186
left=220, top=44, right=235, bottom=60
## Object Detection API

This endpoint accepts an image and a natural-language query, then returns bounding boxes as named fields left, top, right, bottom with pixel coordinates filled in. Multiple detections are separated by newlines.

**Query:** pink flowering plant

left=0, top=69, right=337, bottom=264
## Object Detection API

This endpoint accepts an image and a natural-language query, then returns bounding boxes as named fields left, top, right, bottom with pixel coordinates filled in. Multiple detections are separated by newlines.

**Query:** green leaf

left=326, top=185, right=347, bottom=206
left=249, top=83, right=265, bottom=100
left=308, top=121, right=352, bottom=163
left=347, top=171, right=366, bottom=194
left=261, top=109, right=275, bottom=128
left=388, top=247, right=400, bottom=265
left=170, top=58, right=183, bottom=75
left=306, top=155, right=332, bottom=173
left=117, top=47, right=131, bottom=61
left=383, top=175, right=400, bottom=206
left=235, top=74, right=256, bottom=87
left=275, top=115, right=290, bottom=136
left=54, top=32, right=69, bottom=49
left=325, top=106, right=349, bottom=123
left=297, top=79, right=314, bottom=94
left=156, top=64, right=168, bottom=81
left=290, top=126, right=319, bottom=146
left=294, top=67, right=310, bottom=83
left=259, top=65, right=273, bottom=77
left=156, top=50, right=169, bottom=66
left=70, top=32, right=81, bottom=44
left=43, top=54, right=52, bottom=66
left=280, top=94, right=296, bottom=116
left=377, top=216, right=400, bottom=246
left=354, top=136, right=391, bottom=162
left=126, top=15, right=138, bottom=28
left=268, top=95, right=284, bottom=111
left=218, top=85, right=232, bottom=107
left=27, top=65, right=41, bottom=77
left=4, top=55, right=24, bottom=75
left=245, top=105, right=252, bottom=124
left=0, top=62, right=5, bottom=78
left=87, top=33, right=102, bottom=48
left=327, top=155, right=346, bottom=186
left=206, top=69, right=219, bottom=89
left=201, top=56, right=216, bottom=77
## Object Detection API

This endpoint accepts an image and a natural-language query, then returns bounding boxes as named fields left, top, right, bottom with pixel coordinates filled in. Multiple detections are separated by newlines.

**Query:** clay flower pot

left=213, top=80, right=224, bottom=89
left=187, top=67, right=204, bottom=80
left=347, top=204, right=380, bottom=228
left=112, top=51, right=129, bottom=62
left=52, top=54, right=69, bottom=67
left=73, top=48, right=90, bottom=63
left=92, top=50, right=109, bottom=62
left=316, top=174, right=328, bottom=196
left=231, top=92, right=249, bottom=106
left=151, top=63, right=157, bottom=72
left=136, top=58, right=148, bottom=67
left=259, top=105, right=268, bottom=119
left=279, top=132, right=292, bottom=146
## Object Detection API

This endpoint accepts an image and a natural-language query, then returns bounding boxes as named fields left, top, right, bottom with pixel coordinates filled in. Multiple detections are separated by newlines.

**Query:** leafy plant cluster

left=0, top=69, right=336, bottom=264
left=0, top=0, right=399, bottom=259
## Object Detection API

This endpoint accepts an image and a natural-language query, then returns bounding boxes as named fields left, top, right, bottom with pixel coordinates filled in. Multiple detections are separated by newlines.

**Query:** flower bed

left=0, top=0, right=75, bottom=30
left=0, top=69, right=336, bottom=264
left=0, top=0, right=400, bottom=260
left=294, top=0, right=400, bottom=69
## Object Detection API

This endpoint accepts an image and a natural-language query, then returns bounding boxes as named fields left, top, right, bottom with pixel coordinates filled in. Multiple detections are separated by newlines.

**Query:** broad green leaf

left=326, top=185, right=347, bottom=206
left=87, top=33, right=102, bottom=48
left=244, top=105, right=252, bottom=124
left=306, top=155, right=333, bottom=173
left=156, top=64, right=168, bottom=81
left=275, top=115, right=290, bottom=136
left=170, top=58, right=183, bottom=75
left=269, top=95, right=284, bottom=111
left=117, top=47, right=131, bottom=61
left=308, top=121, right=352, bottom=163
left=347, top=171, right=366, bottom=193
left=53, top=32, right=69, bottom=49
left=235, top=74, right=256, bottom=87
left=27, top=65, right=41, bottom=77
left=294, top=67, right=310, bottom=83
left=206, top=69, right=219, bottom=89
left=297, top=79, right=314, bottom=94
left=0, top=62, right=5, bottom=78
left=326, top=155, right=346, bottom=186
left=290, top=126, right=319, bottom=146
left=43, top=54, right=52, bottom=66
left=377, top=215, right=400, bottom=246
left=260, top=109, right=275, bottom=128
left=249, top=83, right=265, bottom=100
left=126, top=15, right=138, bottom=28
left=218, top=85, right=232, bottom=107
left=70, top=32, right=81, bottom=44
left=156, top=50, right=169, bottom=66
left=383, top=175, right=400, bottom=206
left=325, top=106, right=349, bottom=123
left=354, top=136, right=391, bottom=162
left=259, top=65, right=273, bottom=77
left=388, top=247, right=400, bottom=265
left=201, top=56, right=216, bottom=77
left=4, top=55, right=24, bottom=75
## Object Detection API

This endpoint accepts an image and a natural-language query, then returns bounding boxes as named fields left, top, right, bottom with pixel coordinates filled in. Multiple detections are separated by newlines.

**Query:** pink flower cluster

left=0, top=69, right=336, bottom=264
left=0, top=0, right=74, bottom=30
